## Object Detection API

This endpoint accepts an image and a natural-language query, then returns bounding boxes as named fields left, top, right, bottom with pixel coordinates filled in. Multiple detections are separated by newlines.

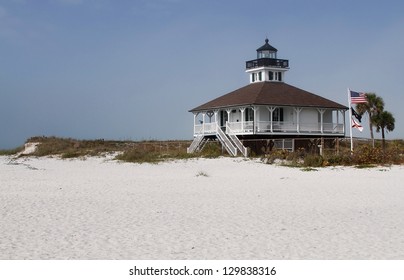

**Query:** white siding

left=323, top=110, right=332, bottom=123
left=300, top=108, right=319, bottom=131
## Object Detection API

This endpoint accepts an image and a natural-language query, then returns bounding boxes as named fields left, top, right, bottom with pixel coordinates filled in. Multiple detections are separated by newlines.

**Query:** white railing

left=187, top=134, right=204, bottom=153
left=226, top=121, right=254, bottom=133
left=226, top=123, right=248, bottom=157
left=194, top=123, right=217, bottom=135
left=216, top=125, right=237, bottom=156
left=227, top=121, right=344, bottom=134
left=299, top=122, right=321, bottom=133
left=274, top=122, right=297, bottom=132
left=323, top=123, right=344, bottom=133
left=256, top=121, right=297, bottom=132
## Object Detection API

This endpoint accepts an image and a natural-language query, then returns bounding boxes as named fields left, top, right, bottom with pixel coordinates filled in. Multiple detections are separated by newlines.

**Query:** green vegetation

left=0, top=146, right=24, bottom=156
left=373, top=110, right=395, bottom=151
left=355, top=92, right=396, bottom=151
left=5, top=136, right=222, bottom=164
left=196, top=171, right=209, bottom=177
left=356, top=92, right=385, bottom=147
left=27, top=136, right=132, bottom=158
left=263, top=140, right=404, bottom=168
left=2, top=136, right=403, bottom=166
left=116, top=141, right=222, bottom=163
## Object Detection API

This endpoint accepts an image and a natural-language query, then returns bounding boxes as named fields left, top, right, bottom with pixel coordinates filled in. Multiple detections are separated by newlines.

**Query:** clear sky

left=1, top=0, right=403, bottom=149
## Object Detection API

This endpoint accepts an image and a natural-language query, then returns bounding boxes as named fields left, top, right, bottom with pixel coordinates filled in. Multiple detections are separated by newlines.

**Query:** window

left=258, top=51, right=269, bottom=58
left=245, top=108, right=254, bottom=121
left=252, top=73, right=256, bottom=82
left=258, top=72, right=262, bottom=81
left=220, top=111, right=228, bottom=127
left=268, top=71, right=273, bottom=81
left=273, top=72, right=282, bottom=82
left=272, top=108, right=284, bottom=122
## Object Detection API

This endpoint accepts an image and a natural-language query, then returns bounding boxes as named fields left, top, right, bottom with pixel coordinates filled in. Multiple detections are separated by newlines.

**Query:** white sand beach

left=1, top=155, right=403, bottom=260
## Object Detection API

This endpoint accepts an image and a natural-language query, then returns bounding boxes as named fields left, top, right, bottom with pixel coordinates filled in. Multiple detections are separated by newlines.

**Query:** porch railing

left=226, top=121, right=254, bottom=133
left=245, top=58, right=289, bottom=69
left=194, top=123, right=217, bottom=135
left=216, top=124, right=237, bottom=156
left=233, top=121, right=344, bottom=134
left=195, top=121, right=344, bottom=136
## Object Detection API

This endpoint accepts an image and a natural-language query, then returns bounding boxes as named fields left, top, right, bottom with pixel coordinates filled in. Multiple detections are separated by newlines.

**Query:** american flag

left=350, top=90, right=367, bottom=104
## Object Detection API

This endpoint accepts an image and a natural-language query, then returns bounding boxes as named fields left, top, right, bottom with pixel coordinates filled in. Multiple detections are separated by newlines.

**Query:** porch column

left=318, top=109, right=325, bottom=134
left=253, top=106, right=258, bottom=134
left=341, top=109, right=345, bottom=134
left=226, top=109, right=231, bottom=133
left=206, top=111, right=214, bottom=123
left=202, top=112, right=206, bottom=135
left=193, top=113, right=197, bottom=135
left=336, top=110, right=339, bottom=125
left=267, top=106, right=276, bottom=133
left=240, top=107, right=246, bottom=133
left=295, top=107, right=302, bottom=133
left=213, top=110, right=219, bottom=131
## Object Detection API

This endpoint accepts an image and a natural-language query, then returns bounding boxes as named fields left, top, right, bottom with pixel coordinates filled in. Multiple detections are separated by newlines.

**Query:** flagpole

left=348, top=88, right=353, bottom=152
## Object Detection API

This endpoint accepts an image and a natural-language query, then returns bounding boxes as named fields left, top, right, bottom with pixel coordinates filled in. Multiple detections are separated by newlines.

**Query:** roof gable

left=190, top=82, right=347, bottom=112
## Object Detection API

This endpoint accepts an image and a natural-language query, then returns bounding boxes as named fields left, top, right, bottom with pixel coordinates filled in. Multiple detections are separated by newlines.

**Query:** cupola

left=246, top=38, right=289, bottom=83
left=256, top=38, right=277, bottom=59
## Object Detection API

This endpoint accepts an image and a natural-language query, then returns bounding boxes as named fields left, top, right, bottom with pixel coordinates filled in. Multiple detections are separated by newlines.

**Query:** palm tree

left=373, top=110, right=395, bottom=151
left=356, top=93, right=385, bottom=147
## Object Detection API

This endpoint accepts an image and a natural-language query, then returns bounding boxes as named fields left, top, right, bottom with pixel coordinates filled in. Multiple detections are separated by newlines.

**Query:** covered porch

left=192, top=105, right=346, bottom=137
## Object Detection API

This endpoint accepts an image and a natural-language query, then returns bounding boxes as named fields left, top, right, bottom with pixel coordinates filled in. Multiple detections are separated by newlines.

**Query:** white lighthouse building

left=188, top=38, right=347, bottom=156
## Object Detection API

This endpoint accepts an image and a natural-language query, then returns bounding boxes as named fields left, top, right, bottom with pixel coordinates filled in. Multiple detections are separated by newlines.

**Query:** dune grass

left=0, top=146, right=24, bottom=156
left=14, top=136, right=221, bottom=163
left=3, top=136, right=403, bottom=166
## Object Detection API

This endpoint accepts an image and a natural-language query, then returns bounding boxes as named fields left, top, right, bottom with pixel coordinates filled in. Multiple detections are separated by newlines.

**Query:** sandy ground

left=0, top=155, right=403, bottom=260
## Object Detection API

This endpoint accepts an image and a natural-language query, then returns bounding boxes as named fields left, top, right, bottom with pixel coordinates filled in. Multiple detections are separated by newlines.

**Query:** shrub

left=115, top=149, right=161, bottom=164
left=264, top=149, right=289, bottom=163
left=325, top=152, right=353, bottom=166
left=352, top=145, right=385, bottom=165
left=199, top=142, right=222, bottom=158
left=303, top=154, right=324, bottom=167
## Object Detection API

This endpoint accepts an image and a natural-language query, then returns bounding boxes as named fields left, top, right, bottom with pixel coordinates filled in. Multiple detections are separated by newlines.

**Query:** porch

left=192, top=106, right=345, bottom=137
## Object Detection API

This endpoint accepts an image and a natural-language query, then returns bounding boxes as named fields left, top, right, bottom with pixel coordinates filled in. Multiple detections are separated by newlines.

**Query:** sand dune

left=1, top=155, right=403, bottom=259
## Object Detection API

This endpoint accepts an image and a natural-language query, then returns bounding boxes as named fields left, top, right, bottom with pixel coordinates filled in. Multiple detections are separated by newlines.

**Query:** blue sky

left=1, top=0, right=403, bottom=149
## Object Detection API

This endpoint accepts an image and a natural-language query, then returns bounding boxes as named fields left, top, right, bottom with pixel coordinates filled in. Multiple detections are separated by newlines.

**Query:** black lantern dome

left=256, top=38, right=278, bottom=59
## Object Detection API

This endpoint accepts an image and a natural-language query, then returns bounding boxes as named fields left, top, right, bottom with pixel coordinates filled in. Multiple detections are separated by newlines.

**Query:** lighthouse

left=188, top=38, right=347, bottom=156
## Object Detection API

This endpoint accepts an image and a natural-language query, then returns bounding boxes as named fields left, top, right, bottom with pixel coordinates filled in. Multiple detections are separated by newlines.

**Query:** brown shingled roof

left=190, top=82, right=347, bottom=112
